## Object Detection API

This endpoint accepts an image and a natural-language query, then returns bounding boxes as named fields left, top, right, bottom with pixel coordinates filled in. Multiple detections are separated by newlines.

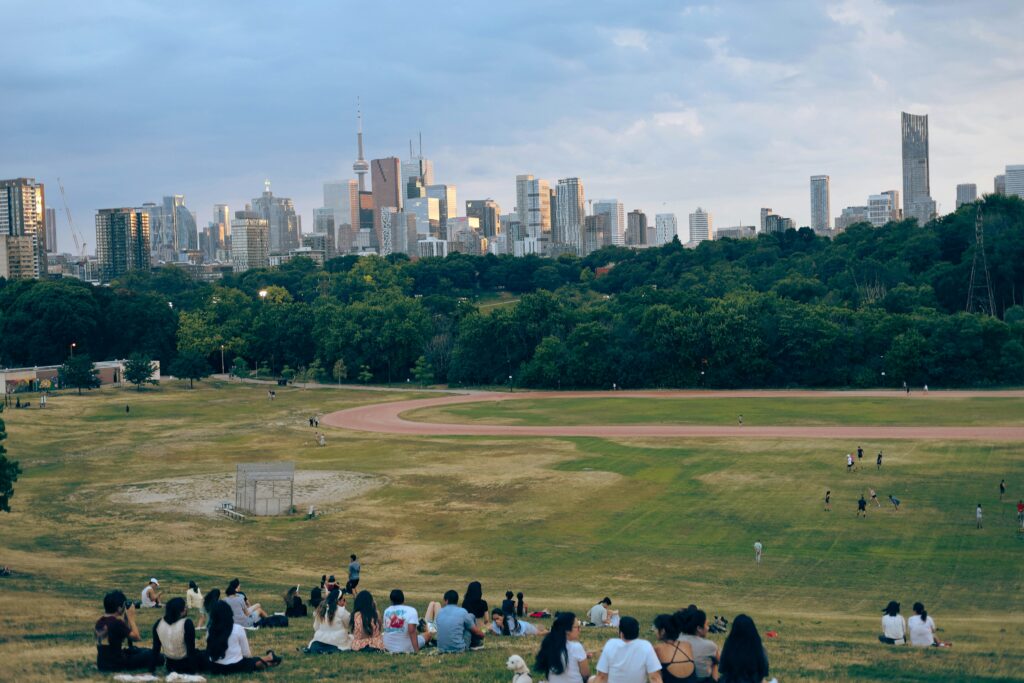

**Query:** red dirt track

left=321, top=390, right=1024, bottom=441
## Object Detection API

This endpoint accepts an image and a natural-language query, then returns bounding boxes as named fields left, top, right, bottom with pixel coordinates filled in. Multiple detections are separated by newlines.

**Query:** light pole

left=220, top=344, right=226, bottom=375
left=70, top=342, right=76, bottom=357
left=508, top=374, right=513, bottom=393
left=257, top=290, right=268, bottom=377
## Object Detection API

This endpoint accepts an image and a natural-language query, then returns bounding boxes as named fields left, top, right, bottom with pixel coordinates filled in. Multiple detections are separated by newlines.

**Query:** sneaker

left=470, top=645, right=484, bottom=651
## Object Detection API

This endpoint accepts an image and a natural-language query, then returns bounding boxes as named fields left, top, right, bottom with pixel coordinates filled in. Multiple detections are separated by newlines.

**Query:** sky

left=2, top=0, right=1024, bottom=250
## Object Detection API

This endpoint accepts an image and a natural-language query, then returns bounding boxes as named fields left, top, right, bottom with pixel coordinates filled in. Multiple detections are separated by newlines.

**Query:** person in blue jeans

left=435, top=590, right=486, bottom=653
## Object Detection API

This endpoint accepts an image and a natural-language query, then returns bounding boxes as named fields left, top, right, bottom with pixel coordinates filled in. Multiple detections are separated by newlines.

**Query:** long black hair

left=203, top=588, right=221, bottom=614
left=225, top=578, right=240, bottom=596
left=463, top=581, right=485, bottom=615
left=205, top=601, right=235, bottom=662
left=719, top=614, right=769, bottom=682
left=163, top=597, right=187, bottom=625
left=516, top=592, right=525, bottom=617
left=317, top=588, right=341, bottom=623
left=913, top=602, right=928, bottom=622
left=654, top=613, right=681, bottom=640
left=350, top=590, right=379, bottom=636
left=535, top=612, right=575, bottom=676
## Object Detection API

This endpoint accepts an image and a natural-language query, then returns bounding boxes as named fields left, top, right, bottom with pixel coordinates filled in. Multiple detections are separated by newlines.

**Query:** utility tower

left=966, top=204, right=996, bottom=316
left=352, top=98, right=369, bottom=192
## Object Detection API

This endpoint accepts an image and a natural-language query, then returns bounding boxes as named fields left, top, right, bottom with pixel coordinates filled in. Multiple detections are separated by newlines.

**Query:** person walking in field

left=999, top=479, right=1006, bottom=501
left=857, top=446, right=863, bottom=462
left=877, top=451, right=883, bottom=470
left=753, top=540, right=763, bottom=563
left=738, top=414, right=743, bottom=426
left=870, top=488, right=880, bottom=508
left=976, top=504, right=983, bottom=529
left=857, top=494, right=868, bottom=518
left=824, top=490, right=832, bottom=512
left=345, top=555, right=361, bottom=595
left=1017, top=500, right=1024, bottom=526
left=888, top=494, right=900, bottom=511
left=846, top=453, right=854, bottom=473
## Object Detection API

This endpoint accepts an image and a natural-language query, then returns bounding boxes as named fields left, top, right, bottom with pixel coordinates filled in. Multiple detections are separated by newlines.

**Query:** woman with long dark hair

left=284, top=585, right=308, bottom=618
left=517, top=591, right=528, bottom=618
left=676, top=606, right=720, bottom=682
left=907, top=602, right=938, bottom=647
left=152, top=597, right=205, bottom=674
left=306, top=589, right=352, bottom=653
left=535, top=612, right=590, bottom=683
left=186, top=581, right=204, bottom=628
left=462, top=581, right=489, bottom=648
left=201, top=589, right=220, bottom=632
left=718, top=614, right=769, bottom=683
left=349, top=590, right=384, bottom=652
left=653, top=614, right=696, bottom=683
left=206, top=601, right=281, bottom=674
left=223, top=579, right=267, bottom=627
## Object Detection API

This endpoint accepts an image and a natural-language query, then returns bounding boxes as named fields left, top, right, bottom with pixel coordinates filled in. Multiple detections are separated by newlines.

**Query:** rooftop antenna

left=353, top=97, right=369, bottom=192
left=409, top=139, right=414, bottom=160
left=418, top=131, right=423, bottom=158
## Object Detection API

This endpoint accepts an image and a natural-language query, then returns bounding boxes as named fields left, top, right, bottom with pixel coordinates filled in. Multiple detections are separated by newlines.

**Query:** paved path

left=321, top=389, right=1024, bottom=441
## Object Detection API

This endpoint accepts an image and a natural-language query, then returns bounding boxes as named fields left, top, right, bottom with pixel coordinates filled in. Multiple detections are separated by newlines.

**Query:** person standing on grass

left=824, top=490, right=832, bottom=512
left=857, top=446, right=863, bottom=462
left=869, top=488, right=880, bottom=508
left=738, top=414, right=743, bottom=426
left=846, top=453, right=854, bottom=473
left=976, top=504, right=983, bottom=529
left=857, top=494, right=867, bottom=518
left=345, top=555, right=361, bottom=595
left=1000, top=479, right=1006, bottom=501
left=1017, top=500, right=1024, bottom=526
left=753, top=540, right=763, bottom=564
left=876, top=451, right=883, bottom=470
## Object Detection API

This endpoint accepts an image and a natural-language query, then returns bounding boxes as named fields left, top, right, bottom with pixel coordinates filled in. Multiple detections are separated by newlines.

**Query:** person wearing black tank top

left=654, top=614, right=697, bottom=683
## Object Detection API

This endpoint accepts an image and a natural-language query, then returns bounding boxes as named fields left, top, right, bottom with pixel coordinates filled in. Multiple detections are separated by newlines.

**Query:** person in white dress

left=306, top=590, right=352, bottom=653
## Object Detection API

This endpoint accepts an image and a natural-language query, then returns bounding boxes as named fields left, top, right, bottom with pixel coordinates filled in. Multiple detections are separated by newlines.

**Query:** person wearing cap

left=141, top=578, right=163, bottom=609
left=879, top=601, right=906, bottom=645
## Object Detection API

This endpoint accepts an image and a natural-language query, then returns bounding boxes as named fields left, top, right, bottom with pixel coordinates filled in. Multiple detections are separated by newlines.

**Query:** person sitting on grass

left=462, top=580, right=490, bottom=648
left=879, top=601, right=906, bottom=645
left=186, top=581, right=204, bottom=628
left=383, top=588, right=433, bottom=653
left=535, top=611, right=591, bottom=683
left=201, top=589, right=220, bottom=631
left=284, top=585, right=308, bottom=618
left=676, top=607, right=720, bottom=682
left=908, top=602, right=940, bottom=647
left=349, top=589, right=385, bottom=652
left=490, top=608, right=546, bottom=636
left=717, top=614, right=770, bottom=683
left=305, top=589, right=352, bottom=653
left=224, top=578, right=267, bottom=627
left=517, top=591, right=529, bottom=618
left=141, top=578, right=162, bottom=608
left=436, top=589, right=487, bottom=653
left=588, top=597, right=619, bottom=627
left=502, top=590, right=517, bottom=616
left=95, top=589, right=160, bottom=672
left=654, top=614, right=696, bottom=683
left=593, top=616, right=663, bottom=683
left=152, top=597, right=205, bottom=674
left=206, top=600, right=281, bottom=674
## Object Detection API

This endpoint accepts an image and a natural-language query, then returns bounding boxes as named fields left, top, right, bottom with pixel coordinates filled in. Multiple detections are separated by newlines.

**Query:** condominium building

left=1006, top=165, right=1024, bottom=199
left=955, top=183, right=977, bottom=209
left=230, top=211, right=270, bottom=273
left=810, top=175, right=831, bottom=233
left=515, top=175, right=551, bottom=242
left=45, top=207, right=57, bottom=254
left=592, top=199, right=625, bottom=245
left=0, top=235, right=36, bottom=279
left=654, top=213, right=678, bottom=245
left=323, top=179, right=358, bottom=252
left=95, top=208, right=151, bottom=283
left=994, top=174, right=1006, bottom=195
left=626, top=210, right=648, bottom=246
left=901, top=112, right=936, bottom=224
left=868, top=192, right=900, bottom=227
left=426, top=184, right=457, bottom=238
left=835, top=206, right=869, bottom=231
left=554, top=177, right=585, bottom=253
left=688, top=207, right=711, bottom=243
left=0, top=177, right=47, bottom=278
left=251, top=181, right=300, bottom=254
left=466, top=199, right=501, bottom=238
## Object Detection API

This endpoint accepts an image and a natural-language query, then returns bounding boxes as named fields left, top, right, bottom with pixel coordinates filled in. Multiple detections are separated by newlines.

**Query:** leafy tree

left=358, top=364, right=373, bottom=384
left=0, top=407, right=22, bottom=512
left=59, top=355, right=101, bottom=395
left=123, top=353, right=157, bottom=391
left=169, top=351, right=211, bottom=389
left=230, top=357, right=249, bottom=378
left=280, top=365, right=296, bottom=381
left=332, top=359, right=348, bottom=384
left=412, top=356, right=434, bottom=386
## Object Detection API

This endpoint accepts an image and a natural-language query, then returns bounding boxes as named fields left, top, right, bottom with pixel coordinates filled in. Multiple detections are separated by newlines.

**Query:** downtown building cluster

left=4, top=112, right=1023, bottom=283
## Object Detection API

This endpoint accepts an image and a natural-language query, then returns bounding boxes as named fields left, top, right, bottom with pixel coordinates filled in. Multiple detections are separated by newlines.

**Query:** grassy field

left=403, top=395, right=1024, bottom=427
left=0, top=382, right=1022, bottom=682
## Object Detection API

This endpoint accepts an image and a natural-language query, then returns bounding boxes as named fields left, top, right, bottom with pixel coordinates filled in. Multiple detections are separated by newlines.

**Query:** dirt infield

left=320, top=389, right=1024, bottom=440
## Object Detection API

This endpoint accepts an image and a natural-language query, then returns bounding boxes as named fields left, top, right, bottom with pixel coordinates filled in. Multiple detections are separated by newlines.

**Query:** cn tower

left=353, top=99, right=369, bottom=192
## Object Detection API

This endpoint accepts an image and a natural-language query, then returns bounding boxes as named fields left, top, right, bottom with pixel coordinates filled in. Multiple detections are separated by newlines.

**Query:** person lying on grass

left=490, top=608, right=548, bottom=637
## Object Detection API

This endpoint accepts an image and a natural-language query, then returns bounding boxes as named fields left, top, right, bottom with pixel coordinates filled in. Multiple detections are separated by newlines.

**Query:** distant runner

left=824, top=490, right=832, bottom=512
left=857, top=494, right=867, bottom=518
left=976, top=504, right=983, bottom=530
left=889, top=494, right=901, bottom=511
left=847, top=453, right=854, bottom=473
left=876, top=451, right=883, bottom=470
left=753, top=540, right=763, bottom=563
left=869, top=488, right=880, bottom=507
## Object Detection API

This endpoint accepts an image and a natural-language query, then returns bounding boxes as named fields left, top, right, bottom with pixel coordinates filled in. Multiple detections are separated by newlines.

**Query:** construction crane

left=57, top=177, right=88, bottom=264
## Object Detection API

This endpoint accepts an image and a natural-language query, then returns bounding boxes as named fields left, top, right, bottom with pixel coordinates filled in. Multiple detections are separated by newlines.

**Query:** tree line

left=1, top=195, right=1023, bottom=389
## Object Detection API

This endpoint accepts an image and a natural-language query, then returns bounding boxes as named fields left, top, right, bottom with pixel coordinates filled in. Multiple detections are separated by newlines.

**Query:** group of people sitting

left=880, top=601, right=950, bottom=647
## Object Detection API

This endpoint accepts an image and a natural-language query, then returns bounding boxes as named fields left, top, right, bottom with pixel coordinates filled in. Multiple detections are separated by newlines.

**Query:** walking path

left=321, top=389, right=1024, bottom=441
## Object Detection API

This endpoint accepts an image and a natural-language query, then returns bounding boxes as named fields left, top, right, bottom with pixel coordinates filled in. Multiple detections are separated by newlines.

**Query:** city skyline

left=3, top=1, right=1024, bottom=250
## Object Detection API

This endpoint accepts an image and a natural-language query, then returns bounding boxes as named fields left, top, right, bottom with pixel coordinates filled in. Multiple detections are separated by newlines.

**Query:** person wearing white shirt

left=879, top=601, right=906, bottom=645
left=593, top=616, right=663, bottom=683
left=141, top=578, right=162, bottom=608
left=382, top=589, right=432, bottom=653
left=907, top=602, right=937, bottom=647
left=589, top=597, right=619, bottom=627
left=536, top=612, right=592, bottom=683
left=306, top=589, right=352, bottom=653
left=206, top=601, right=280, bottom=673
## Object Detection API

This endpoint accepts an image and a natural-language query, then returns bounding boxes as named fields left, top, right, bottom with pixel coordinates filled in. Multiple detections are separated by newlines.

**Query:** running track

left=321, top=390, right=1024, bottom=441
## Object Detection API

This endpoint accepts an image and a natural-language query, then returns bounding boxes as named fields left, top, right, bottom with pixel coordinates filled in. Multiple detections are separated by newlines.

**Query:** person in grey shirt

left=435, top=590, right=486, bottom=653
left=675, top=607, right=719, bottom=681
left=345, top=554, right=360, bottom=595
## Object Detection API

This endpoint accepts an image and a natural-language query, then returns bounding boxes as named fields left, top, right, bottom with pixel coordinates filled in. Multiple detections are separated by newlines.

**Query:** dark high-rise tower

left=901, top=112, right=935, bottom=224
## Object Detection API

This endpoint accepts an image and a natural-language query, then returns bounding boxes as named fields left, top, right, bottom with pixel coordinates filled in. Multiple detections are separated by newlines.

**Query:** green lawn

left=1, top=383, right=1022, bottom=681
left=403, top=396, right=1024, bottom=427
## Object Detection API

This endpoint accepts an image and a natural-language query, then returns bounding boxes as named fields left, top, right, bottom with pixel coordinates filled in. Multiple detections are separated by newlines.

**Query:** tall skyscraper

left=955, top=183, right=978, bottom=208
left=0, top=177, right=47, bottom=277
left=353, top=104, right=369, bottom=192
left=426, top=184, right=457, bottom=238
left=401, top=137, right=434, bottom=201
left=371, top=157, right=402, bottom=247
left=626, top=210, right=648, bottom=246
left=688, top=207, right=711, bottom=243
left=45, top=207, right=57, bottom=254
left=582, top=213, right=609, bottom=255
left=515, top=175, right=552, bottom=242
left=554, top=178, right=585, bottom=253
left=1006, top=165, right=1024, bottom=199
left=148, top=195, right=198, bottom=261
left=764, top=214, right=794, bottom=234
left=323, top=179, right=358, bottom=253
left=901, top=112, right=936, bottom=224
left=407, top=197, right=441, bottom=238
left=251, top=181, right=301, bottom=254
left=466, top=199, right=501, bottom=238
left=95, top=208, right=151, bottom=282
left=810, top=175, right=831, bottom=233
left=994, top=174, right=1007, bottom=195
left=230, top=210, right=269, bottom=273
left=592, top=199, right=624, bottom=246
left=312, top=208, right=335, bottom=246
left=214, top=204, right=230, bottom=238
left=760, top=207, right=773, bottom=233
left=0, top=235, right=36, bottom=280
left=654, top=214, right=678, bottom=245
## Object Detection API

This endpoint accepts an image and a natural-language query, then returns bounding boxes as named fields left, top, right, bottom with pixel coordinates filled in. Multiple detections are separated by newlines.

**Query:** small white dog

left=506, top=654, right=533, bottom=683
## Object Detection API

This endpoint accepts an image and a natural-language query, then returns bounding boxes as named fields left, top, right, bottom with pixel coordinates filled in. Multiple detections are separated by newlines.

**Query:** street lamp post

left=220, top=344, right=226, bottom=375
left=70, top=342, right=76, bottom=357
left=508, top=374, right=513, bottom=393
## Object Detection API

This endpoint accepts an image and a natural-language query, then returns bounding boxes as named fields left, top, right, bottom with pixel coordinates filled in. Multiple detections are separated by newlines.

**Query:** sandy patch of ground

left=110, top=470, right=384, bottom=517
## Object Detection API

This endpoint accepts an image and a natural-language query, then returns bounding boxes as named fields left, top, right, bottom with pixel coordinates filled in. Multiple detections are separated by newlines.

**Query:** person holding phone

left=95, top=589, right=160, bottom=672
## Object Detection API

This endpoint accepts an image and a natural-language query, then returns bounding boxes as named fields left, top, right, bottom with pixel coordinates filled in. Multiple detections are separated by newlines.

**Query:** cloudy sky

left=3, top=0, right=1023, bottom=249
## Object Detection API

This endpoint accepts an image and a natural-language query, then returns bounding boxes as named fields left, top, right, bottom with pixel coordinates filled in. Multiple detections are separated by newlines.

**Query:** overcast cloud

left=2, top=0, right=1023, bottom=247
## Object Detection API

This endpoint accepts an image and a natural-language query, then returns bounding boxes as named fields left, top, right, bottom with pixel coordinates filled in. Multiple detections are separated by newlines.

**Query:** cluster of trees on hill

left=1, top=195, right=1023, bottom=389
